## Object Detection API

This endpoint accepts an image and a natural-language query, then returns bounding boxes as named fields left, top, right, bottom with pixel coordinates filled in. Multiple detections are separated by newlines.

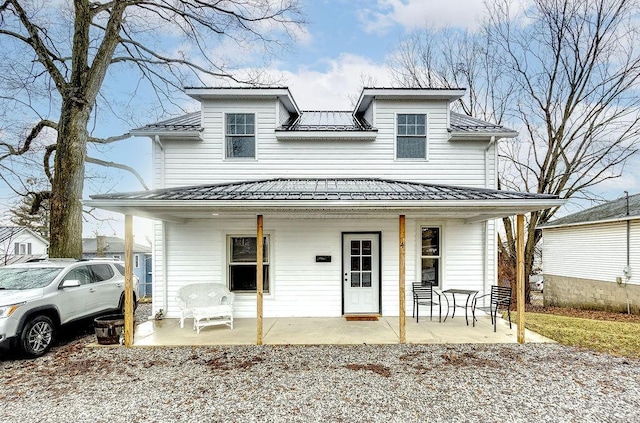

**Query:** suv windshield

left=0, top=267, right=63, bottom=290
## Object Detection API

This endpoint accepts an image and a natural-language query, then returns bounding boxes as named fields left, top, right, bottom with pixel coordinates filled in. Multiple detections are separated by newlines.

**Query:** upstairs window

left=397, top=114, right=426, bottom=159
left=226, top=113, right=255, bottom=158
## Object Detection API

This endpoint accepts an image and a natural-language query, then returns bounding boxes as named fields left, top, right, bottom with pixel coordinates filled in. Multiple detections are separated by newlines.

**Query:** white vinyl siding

left=152, top=217, right=490, bottom=318
left=543, top=221, right=639, bottom=285
left=156, top=98, right=489, bottom=189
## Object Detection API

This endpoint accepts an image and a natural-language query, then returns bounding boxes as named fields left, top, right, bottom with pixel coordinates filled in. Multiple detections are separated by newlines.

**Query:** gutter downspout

left=624, top=191, right=631, bottom=314
left=154, top=134, right=169, bottom=317
left=484, top=136, right=497, bottom=299
left=162, top=221, right=169, bottom=316
left=625, top=191, right=630, bottom=276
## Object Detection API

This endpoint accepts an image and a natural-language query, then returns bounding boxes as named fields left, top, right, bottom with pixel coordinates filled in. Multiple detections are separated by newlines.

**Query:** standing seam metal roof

left=132, top=112, right=201, bottom=133
left=449, top=112, right=515, bottom=133
left=132, top=111, right=512, bottom=134
left=90, top=178, right=557, bottom=202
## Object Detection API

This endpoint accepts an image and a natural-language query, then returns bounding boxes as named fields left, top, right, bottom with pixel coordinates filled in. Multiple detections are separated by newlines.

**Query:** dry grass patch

left=519, top=312, right=640, bottom=359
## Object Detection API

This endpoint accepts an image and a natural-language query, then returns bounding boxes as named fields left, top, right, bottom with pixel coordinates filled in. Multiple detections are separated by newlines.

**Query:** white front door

left=343, top=233, right=380, bottom=314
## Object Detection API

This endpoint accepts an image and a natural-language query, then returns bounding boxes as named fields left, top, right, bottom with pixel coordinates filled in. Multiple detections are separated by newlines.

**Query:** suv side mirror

left=60, top=279, right=81, bottom=288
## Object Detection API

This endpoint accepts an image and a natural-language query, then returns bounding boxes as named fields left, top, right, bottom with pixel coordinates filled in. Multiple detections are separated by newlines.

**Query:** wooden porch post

left=516, top=214, right=525, bottom=344
left=124, top=214, right=134, bottom=347
left=256, top=214, right=264, bottom=345
left=399, top=215, right=406, bottom=344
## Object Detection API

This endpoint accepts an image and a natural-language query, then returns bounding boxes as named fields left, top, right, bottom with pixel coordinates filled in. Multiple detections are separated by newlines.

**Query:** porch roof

left=86, top=178, right=564, bottom=223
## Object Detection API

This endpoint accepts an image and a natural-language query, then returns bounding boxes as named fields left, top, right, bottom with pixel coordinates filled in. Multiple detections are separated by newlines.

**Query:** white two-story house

left=87, top=87, right=562, bottom=322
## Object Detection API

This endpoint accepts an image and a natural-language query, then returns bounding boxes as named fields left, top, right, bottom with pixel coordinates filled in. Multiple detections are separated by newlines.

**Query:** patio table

left=442, top=289, right=478, bottom=326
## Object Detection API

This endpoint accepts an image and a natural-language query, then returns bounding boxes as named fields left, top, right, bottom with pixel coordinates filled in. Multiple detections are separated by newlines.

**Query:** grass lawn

left=516, top=309, right=640, bottom=359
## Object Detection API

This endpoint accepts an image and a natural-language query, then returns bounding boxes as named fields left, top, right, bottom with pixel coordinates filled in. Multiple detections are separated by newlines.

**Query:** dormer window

left=226, top=113, right=255, bottom=158
left=397, top=114, right=426, bottom=159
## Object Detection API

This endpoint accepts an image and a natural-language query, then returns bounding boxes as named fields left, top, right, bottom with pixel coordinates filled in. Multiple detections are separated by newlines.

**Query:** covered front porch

left=85, top=178, right=565, bottom=347
left=132, top=314, right=553, bottom=346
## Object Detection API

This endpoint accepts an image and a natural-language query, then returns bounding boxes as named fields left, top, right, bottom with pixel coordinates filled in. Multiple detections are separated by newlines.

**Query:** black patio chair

left=412, top=282, right=445, bottom=323
left=472, top=285, right=512, bottom=332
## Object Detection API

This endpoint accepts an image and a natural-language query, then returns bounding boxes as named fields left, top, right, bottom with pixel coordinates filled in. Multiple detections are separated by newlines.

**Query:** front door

left=343, top=233, right=380, bottom=314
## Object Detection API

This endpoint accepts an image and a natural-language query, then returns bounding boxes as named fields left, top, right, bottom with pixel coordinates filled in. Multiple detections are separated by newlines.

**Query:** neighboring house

left=540, top=193, right=639, bottom=314
left=82, top=236, right=153, bottom=297
left=86, top=87, right=562, bottom=320
left=0, top=226, right=49, bottom=265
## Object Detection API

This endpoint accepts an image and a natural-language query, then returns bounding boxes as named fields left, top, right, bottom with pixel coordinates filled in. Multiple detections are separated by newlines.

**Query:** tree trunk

left=48, top=99, right=91, bottom=258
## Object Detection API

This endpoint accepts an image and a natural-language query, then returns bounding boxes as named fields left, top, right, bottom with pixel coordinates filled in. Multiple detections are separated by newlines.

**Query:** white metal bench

left=177, top=283, right=235, bottom=333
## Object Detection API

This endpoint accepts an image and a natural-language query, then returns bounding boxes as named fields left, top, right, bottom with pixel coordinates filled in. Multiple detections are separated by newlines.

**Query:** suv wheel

left=21, top=315, right=55, bottom=357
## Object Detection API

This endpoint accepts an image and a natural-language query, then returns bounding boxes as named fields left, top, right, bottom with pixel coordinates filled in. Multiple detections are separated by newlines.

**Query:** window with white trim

left=421, top=227, right=440, bottom=286
left=226, top=113, right=255, bottom=158
left=228, top=236, right=269, bottom=293
left=397, top=114, right=426, bottom=159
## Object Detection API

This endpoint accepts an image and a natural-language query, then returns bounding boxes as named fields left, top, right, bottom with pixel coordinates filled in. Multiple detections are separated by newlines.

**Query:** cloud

left=359, top=0, right=488, bottom=33
left=269, top=54, right=394, bottom=109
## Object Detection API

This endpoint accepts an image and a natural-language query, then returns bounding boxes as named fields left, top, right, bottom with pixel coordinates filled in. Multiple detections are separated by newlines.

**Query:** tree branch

left=86, top=156, right=149, bottom=190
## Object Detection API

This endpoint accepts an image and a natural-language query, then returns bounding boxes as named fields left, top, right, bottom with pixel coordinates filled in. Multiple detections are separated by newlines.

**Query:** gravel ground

left=1, top=304, right=639, bottom=423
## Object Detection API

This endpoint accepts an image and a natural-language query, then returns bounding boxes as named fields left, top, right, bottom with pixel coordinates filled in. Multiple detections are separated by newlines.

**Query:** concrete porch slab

left=132, top=314, right=554, bottom=346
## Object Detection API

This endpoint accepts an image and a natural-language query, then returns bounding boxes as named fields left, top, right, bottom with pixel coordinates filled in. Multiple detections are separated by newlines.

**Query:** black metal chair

left=472, top=285, right=512, bottom=332
left=412, top=282, right=445, bottom=322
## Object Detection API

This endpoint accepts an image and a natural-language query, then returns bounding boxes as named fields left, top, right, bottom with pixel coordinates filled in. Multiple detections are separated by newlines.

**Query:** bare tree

left=492, top=0, right=640, bottom=298
left=390, top=0, right=640, bottom=301
left=390, top=27, right=515, bottom=125
left=0, top=0, right=304, bottom=258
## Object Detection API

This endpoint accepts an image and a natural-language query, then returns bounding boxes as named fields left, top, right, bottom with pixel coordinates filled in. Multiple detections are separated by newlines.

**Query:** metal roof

left=449, top=112, right=515, bottom=134
left=0, top=226, right=24, bottom=243
left=82, top=237, right=151, bottom=254
left=540, top=193, right=640, bottom=228
left=91, top=178, right=557, bottom=202
left=131, top=112, right=201, bottom=134
left=280, top=111, right=371, bottom=131
left=131, top=110, right=514, bottom=136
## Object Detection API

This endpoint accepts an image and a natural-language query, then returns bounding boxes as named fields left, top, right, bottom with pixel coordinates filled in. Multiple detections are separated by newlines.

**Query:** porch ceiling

left=85, top=178, right=564, bottom=223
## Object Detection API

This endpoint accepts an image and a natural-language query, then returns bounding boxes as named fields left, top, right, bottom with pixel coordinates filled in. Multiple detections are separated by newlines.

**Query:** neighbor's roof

left=0, top=226, right=23, bottom=242
left=540, top=193, right=640, bottom=229
left=0, top=226, right=48, bottom=245
left=91, top=178, right=557, bottom=202
left=82, top=236, right=151, bottom=254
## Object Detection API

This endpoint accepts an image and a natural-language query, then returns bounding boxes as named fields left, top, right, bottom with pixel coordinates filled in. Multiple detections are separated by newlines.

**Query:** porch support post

left=399, top=215, right=406, bottom=344
left=124, top=214, right=134, bottom=347
left=256, top=214, right=264, bottom=345
left=516, top=214, right=525, bottom=344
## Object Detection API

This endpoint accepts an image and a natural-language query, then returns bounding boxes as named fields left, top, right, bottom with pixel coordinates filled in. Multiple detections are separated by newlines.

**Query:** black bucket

left=94, top=314, right=125, bottom=345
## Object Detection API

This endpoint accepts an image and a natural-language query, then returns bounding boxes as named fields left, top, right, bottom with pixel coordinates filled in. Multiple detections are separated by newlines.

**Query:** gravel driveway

left=1, top=305, right=639, bottom=423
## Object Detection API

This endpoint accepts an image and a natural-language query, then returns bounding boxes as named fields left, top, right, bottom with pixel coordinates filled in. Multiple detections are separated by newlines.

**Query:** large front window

left=226, top=113, right=255, bottom=158
left=228, top=236, right=269, bottom=292
left=397, top=114, right=426, bottom=159
left=421, top=227, right=440, bottom=286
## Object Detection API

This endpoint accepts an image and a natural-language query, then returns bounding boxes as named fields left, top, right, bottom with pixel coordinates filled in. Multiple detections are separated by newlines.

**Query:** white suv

left=0, top=259, right=137, bottom=357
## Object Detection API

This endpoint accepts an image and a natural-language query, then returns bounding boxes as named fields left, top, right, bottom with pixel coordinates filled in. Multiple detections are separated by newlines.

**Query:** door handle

left=89, top=288, right=96, bottom=293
